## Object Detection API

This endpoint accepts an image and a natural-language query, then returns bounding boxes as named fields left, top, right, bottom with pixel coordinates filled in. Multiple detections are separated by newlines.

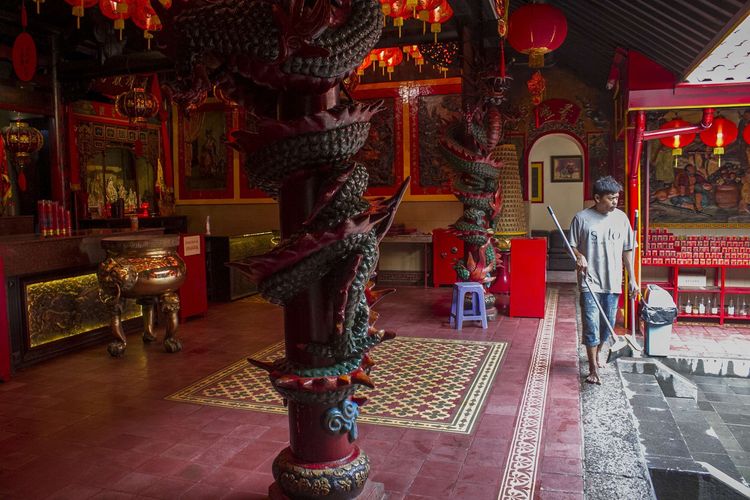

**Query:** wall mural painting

left=177, top=105, right=234, bottom=200
left=351, top=96, right=403, bottom=196
left=586, top=131, right=610, bottom=199
left=410, top=91, right=462, bottom=196
left=647, top=107, right=750, bottom=226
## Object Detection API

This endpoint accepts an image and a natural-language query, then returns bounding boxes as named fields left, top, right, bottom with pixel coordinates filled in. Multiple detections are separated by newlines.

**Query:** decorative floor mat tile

left=167, top=337, right=507, bottom=434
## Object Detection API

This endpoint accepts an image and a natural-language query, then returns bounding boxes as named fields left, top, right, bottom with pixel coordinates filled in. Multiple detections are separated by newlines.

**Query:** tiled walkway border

left=497, top=287, right=558, bottom=499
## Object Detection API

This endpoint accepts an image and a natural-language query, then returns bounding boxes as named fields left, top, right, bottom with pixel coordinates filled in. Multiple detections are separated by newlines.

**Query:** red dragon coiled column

left=170, top=1, right=405, bottom=498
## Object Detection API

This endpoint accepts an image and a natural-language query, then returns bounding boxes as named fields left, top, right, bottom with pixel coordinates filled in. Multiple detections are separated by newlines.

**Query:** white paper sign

left=183, top=235, right=201, bottom=256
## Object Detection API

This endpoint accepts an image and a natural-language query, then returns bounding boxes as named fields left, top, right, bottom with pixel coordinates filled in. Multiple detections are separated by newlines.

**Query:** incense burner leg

left=160, top=292, right=182, bottom=353
left=139, top=297, right=157, bottom=343
left=106, top=297, right=127, bottom=357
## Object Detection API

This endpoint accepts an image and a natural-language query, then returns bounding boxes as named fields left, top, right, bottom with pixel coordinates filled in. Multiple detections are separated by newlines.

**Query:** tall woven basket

left=492, top=143, right=528, bottom=249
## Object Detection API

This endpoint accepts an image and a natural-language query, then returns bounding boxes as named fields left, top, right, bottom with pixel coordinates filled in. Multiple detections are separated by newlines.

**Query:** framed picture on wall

left=529, top=161, right=544, bottom=203
left=176, top=103, right=235, bottom=200
left=550, top=155, right=583, bottom=183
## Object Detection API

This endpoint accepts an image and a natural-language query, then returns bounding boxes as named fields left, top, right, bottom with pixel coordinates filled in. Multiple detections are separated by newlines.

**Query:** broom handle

left=546, top=206, right=619, bottom=340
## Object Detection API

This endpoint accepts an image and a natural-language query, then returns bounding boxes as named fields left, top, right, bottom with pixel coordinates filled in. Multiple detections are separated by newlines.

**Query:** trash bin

left=640, top=284, right=678, bottom=356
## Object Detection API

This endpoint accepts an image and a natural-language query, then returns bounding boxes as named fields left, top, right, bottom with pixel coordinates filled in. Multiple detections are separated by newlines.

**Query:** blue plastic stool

left=450, top=282, right=488, bottom=330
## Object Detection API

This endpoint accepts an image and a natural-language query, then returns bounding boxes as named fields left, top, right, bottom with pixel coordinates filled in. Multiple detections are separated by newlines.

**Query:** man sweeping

left=569, top=176, right=639, bottom=385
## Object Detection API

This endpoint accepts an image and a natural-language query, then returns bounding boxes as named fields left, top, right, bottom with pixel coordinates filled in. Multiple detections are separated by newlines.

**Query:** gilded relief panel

left=26, top=273, right=142, bottom=348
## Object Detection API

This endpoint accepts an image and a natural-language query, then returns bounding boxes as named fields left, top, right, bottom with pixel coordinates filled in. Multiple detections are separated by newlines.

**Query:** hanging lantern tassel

left=418, top=10, right=427, bottom=34
left=406, top=0, right=417, bottom=17
left=115, top=1, right=130, bottom=40
left=17, top=168, right=26, bottom=193
left=714, top=146, right=725, bottom=169
left=431, top=22, right=441, bottom=43
left=672, top=147, right=682, bottom=168
left=144, top=30, right=153, bottom=49
left=74, top=1, right=85, bottom=29
left=380, top=1, right=390, bottom=27
left=394, top=17, right=404, bottom=37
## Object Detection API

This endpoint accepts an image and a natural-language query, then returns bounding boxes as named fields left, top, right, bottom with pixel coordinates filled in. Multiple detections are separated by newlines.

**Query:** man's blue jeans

left=580, top=292, right=619, bottom=347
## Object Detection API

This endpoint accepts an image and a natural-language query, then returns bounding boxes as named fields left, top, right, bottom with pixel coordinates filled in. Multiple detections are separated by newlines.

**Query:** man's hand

left=628, top=280, right=640, bottom=298
left=576, top=253, right=588, bottom=275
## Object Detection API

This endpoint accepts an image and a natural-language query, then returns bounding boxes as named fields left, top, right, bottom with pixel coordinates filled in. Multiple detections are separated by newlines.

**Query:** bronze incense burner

left=97, top=234, right=186, bottom=357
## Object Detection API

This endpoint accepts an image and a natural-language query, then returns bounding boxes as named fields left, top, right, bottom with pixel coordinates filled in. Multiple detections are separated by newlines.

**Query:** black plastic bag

left=640, top=303, right=677, bottom=326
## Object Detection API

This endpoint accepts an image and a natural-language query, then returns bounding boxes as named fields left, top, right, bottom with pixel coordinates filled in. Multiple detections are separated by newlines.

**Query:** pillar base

left=270, top=446, right=371, bottom=500
left=269, top=480, right=386, bottom=500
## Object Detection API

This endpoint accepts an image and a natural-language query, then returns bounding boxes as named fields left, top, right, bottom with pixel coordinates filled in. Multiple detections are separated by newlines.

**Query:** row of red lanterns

left=357, top=45, right=450, bottom=80
left=379, top=0, right=453, bottom=41
left=660, top=116, right=747, bottom=167
left=51, top=0, right=171, bottom=47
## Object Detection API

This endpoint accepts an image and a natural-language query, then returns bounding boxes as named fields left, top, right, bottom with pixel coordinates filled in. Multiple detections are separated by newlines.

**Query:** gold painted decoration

left=273, top=447, right=370, bottom=498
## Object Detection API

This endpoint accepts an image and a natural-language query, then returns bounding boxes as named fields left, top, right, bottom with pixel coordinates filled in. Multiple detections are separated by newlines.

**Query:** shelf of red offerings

left=642, top=228, right=750, bottom=324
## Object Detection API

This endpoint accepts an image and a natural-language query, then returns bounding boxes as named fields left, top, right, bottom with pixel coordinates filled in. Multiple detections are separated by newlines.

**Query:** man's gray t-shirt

left=569, top=207, right=635, bottom=293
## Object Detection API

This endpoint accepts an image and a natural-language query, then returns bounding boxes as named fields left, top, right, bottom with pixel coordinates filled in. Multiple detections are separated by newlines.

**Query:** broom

left=547, top=206, right=642, bottom=362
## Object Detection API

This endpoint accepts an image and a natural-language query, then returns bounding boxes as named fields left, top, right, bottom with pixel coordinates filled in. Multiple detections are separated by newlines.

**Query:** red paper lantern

left=700, top=116, right=738, bottom=168
left=115, top=87, right=159, bottom=125
left=658, top=119, right=696, bottom=165
left=99, top=0, right=131, bottom=39
left=132, top=0, right=163, bottom=49
left=415, top=0, right=441, bottom=33
left=1, top=120, right=44, bottom=163
left=422, top=1, right=453, bottom=43
left=64, top=0, right=98, bottom=29
left=508, top=3, right=567, bottom=68
left=743, top=122, right=750, bottom=145
left=388, top=0, right=413, bottom=37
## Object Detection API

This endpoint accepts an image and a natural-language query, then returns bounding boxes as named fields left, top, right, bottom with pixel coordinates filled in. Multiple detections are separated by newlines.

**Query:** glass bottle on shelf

left=685, top=296, right=692, bottom=314
left=693, top=296, right=699, bottom=314
left=710, top=297, right=718, bottom=315
left=740, top=298, right=748, bottom=317
left=698, top=297, right=706, bottom=315
left=727, top=298, right=735, bottom=316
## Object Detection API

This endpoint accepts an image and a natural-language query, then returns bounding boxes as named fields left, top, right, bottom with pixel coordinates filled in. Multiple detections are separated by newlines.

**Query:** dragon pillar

left=440, top=71, right=513, bottom=320
left=170, top=1, right=404, bottom=498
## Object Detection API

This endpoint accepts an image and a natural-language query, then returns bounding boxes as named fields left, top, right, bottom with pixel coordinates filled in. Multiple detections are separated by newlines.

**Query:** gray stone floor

left=680, top=373, right=750, bottom=484
left=578, top=345, right=655, bottom=499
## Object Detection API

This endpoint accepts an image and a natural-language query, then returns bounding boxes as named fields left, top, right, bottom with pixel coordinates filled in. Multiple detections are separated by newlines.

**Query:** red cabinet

left=510, top=238, right=547, bottom=318
left=178, top=234, right=208, bottom=322
left=432, top=228, right=464, bottom=287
